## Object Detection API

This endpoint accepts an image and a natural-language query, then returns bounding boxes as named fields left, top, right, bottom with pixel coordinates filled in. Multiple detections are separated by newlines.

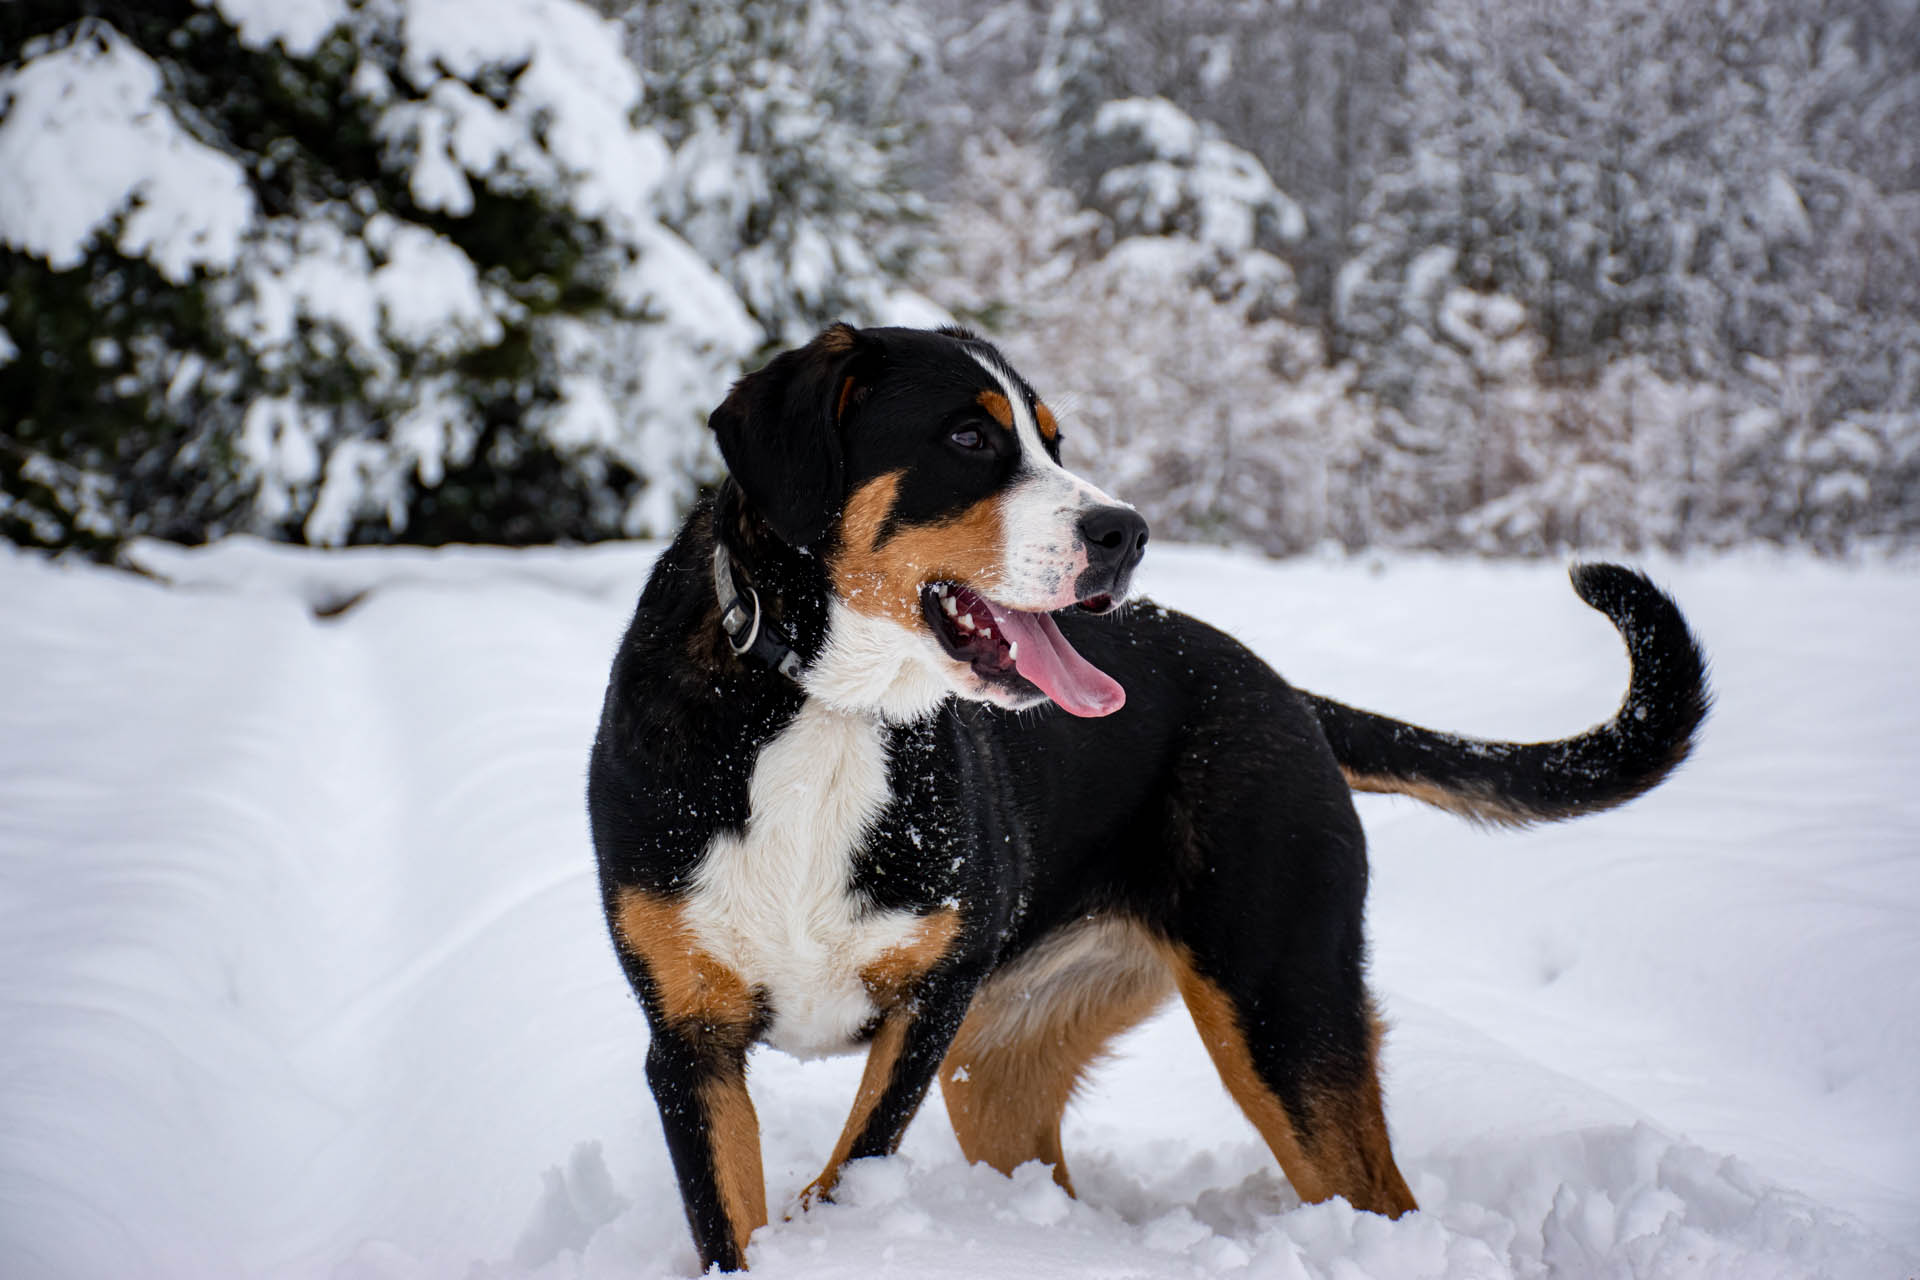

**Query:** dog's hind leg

left=1161, top=717, right=1416, bottom=1218
left=1164, top=945, right=1414, bottom=1216
left=937, top=916, right=1173, bottom=1194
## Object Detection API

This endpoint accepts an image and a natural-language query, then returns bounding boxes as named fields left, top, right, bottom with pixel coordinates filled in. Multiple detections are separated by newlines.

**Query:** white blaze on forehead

left=966, top=350, right=1084, bottom=486
left=968, top=349, right=1126, bottom=610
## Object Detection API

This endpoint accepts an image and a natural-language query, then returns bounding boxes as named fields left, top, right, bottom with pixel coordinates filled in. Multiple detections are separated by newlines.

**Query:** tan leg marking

left=940, top=917, right=1173, bottom=1194
left=831, top=473, right=1009, bottom=625
left=1165, top=947, right=1416, bottom=1217
left=796, top=910, right=960, bottom=1210
left=1334, top=1004, right=1418, bottom=1216
left=861, top=908, right=962, bottom=1005
left=701, top=1069, right=768, bottom=1259
left=800, top=1014, right=910, bottom=1206
left=615, top=889, right=768, bottom=1255
left=612, top=888, right=756, bottom=1028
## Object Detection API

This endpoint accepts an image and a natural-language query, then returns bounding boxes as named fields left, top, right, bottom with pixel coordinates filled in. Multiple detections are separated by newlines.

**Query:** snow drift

left=0, top=540, right=1914, bottom=1277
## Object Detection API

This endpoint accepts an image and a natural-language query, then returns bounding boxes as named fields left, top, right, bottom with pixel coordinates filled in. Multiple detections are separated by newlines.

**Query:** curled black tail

left=1304, top=564, right=1711, bottom=827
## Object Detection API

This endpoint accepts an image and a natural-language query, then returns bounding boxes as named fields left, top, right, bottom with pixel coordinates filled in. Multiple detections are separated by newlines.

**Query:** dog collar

left=711, top=541, right=805, bottom=682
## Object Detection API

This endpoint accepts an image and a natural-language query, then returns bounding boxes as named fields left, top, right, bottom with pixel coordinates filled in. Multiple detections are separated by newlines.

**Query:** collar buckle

left=724, top=586, right=762, bottom=657
left=712, top=541, right=804, bottom=683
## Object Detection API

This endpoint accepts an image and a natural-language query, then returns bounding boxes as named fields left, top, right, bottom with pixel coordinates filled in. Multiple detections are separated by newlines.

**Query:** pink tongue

left=982, top=603, right=1126, bottom=717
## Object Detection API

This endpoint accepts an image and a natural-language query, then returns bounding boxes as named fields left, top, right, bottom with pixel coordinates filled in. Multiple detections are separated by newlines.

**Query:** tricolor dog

left=587, top=324, right=1709, bottom=1271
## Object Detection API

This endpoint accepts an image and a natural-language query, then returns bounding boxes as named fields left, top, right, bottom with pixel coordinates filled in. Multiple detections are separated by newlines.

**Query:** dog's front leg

left=800, top=968, right=984, bottom=1207
left=647, top=1025, right=763, bottom=1272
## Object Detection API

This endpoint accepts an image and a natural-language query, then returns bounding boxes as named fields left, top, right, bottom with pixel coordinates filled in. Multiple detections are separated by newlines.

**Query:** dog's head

left=711, top=324, right=1147, bottom=721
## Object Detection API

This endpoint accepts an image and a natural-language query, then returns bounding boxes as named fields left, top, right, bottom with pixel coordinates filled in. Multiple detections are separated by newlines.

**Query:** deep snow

left=1, top=540, right=1915, bottom=1278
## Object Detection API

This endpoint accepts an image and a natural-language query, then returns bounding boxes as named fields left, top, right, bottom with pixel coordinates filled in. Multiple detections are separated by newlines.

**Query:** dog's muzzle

left=1074, top=505, right=1149, bottom=608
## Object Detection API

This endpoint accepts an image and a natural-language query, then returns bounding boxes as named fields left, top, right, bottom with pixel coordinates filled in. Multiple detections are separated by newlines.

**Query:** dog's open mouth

left=919, top=582, right=1125, bottom=717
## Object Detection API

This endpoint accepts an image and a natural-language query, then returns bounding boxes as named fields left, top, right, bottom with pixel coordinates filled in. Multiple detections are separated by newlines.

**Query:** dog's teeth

left=956, top=614, right=973, bottom=631
left=979, top=625, right=993, bottom=639
left=1008, top=640, right=1019, bottom=661
left=943, top=595, right=959, bottom=616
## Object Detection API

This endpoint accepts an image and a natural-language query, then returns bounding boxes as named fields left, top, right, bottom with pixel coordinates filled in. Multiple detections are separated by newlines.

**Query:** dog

left=587, top=323, right=1709, bottom=1271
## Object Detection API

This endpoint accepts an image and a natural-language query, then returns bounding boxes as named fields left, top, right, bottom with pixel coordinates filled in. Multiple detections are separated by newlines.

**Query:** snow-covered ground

left=1, top=539, right=1915, bottom=1278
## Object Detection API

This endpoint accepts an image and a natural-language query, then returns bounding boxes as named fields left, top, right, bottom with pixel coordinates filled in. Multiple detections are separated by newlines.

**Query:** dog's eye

left=949, top=427, right=987, bottom=451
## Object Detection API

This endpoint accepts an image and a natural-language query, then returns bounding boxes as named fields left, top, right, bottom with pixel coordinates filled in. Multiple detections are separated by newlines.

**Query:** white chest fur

left=682, top=698, right=924, bottom=1057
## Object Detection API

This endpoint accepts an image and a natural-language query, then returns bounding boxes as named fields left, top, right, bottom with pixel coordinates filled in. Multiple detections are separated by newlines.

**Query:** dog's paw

left=785, top=1173, right=839, bottom=1221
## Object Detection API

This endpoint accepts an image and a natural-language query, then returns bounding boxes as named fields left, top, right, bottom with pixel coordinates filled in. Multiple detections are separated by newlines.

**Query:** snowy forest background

left=3, top=0, right=1918, bottom=561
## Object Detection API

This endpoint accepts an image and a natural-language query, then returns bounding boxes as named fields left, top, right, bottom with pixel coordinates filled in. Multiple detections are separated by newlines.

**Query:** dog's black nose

left=1078, top=506, right=1149, bottom=576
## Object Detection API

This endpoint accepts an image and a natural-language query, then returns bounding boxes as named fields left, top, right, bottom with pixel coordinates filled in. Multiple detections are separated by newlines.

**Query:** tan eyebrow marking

left=976, top=390, right=1014, bottom=429
left=1034, top=402, right=1058, bottom=441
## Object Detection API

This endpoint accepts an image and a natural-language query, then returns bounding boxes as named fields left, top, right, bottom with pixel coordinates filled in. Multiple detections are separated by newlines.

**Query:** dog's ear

left=709, top=324, right=869, bottom=549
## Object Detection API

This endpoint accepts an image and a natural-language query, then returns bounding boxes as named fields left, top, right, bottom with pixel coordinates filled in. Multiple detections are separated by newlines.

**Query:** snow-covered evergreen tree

left=932, top=130, right=1371, bottom=555
left=3, top=0, right=1915, bottom=559
left=923, top=0, right=1920, bottom=555
left=625, top=0, right=938, bottom=348
left=1080, top=97, right=1305, bottom=309
left=1350, top=0, right=1920, bottom=548
left=0, top=0, right=755, bottom=555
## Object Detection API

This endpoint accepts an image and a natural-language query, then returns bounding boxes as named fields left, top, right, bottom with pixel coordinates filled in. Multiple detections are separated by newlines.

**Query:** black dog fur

left=587, top=325, right=1709, bottom=1271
